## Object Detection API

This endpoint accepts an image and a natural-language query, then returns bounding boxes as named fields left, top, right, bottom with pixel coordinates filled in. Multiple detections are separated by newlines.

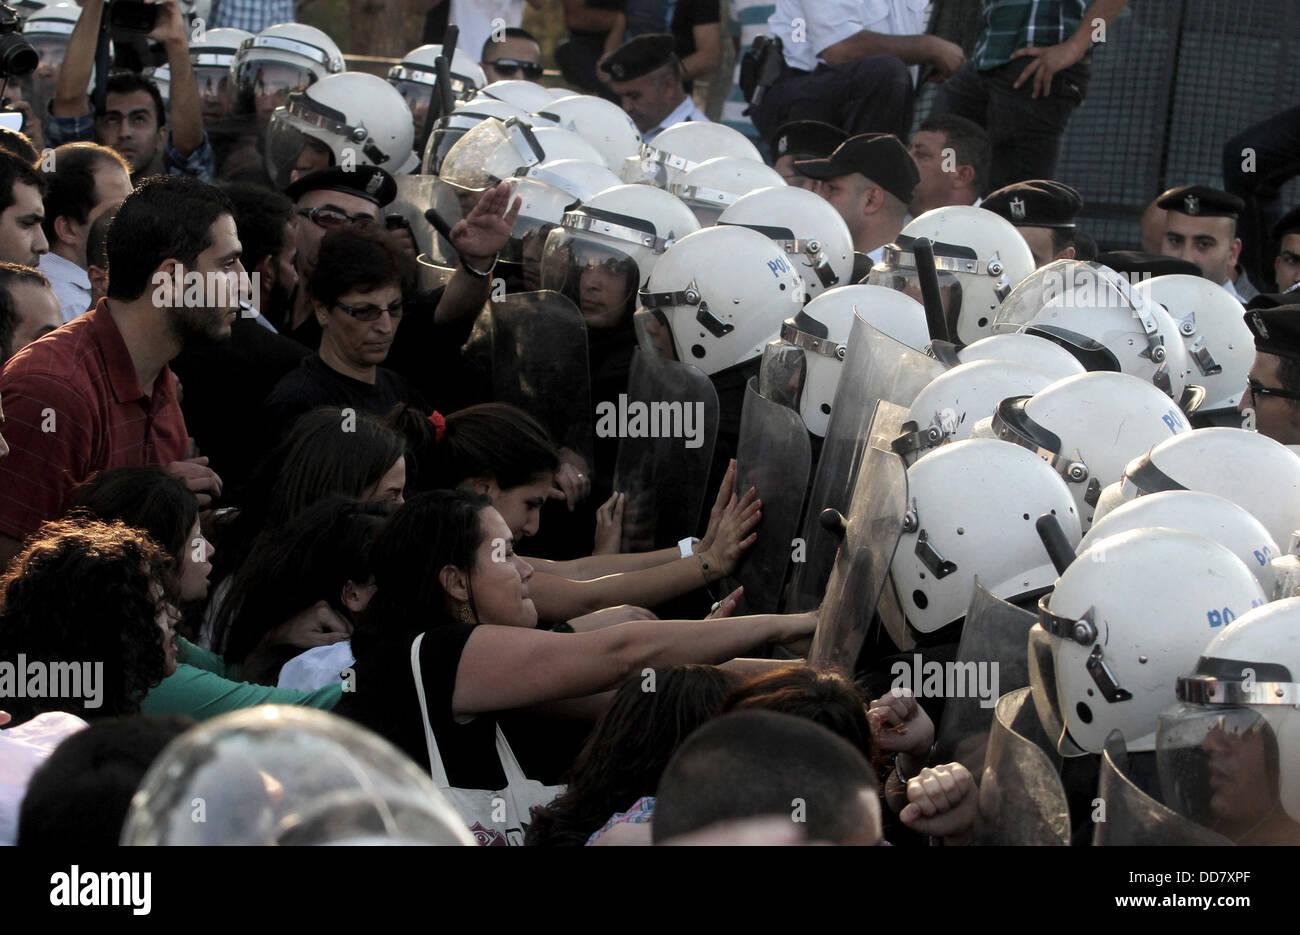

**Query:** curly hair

left=524, top=664, right=736, bottom=846
left=0, top=518, right=173, bottom=724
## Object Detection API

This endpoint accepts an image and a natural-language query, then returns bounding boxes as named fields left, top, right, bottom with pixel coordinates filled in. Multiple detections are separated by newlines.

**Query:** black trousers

left=751, top=55, right=916, bottom=142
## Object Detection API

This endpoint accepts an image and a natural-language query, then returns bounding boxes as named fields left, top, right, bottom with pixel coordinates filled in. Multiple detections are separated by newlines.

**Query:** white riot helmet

left=719, top=185, right=854, bottom=300
left=540, top=184, right=699, bottom=329
left=758, top=297, right=854, bottom=437
left=421, top=98, right=531, bottom=176
left=20, top=1, right=79, bottom=116
left=529, top=125, right=609, bottom=166
left=1081, top=490, right=1281, bottom=596
left=1117, top=427, right=1300, bottom=549
left=990, top=371, right=1192, bottom=530
left=667, top=158, right=786, bottom=227
left=502, top=177, right=578, bottom=290
left=520, top=159, right=621, bottom=202
left=891, top=438, right=1082, bottom=633
left=622, top=121, right=762, bottom=189
left=794, top=283, right=930, bottom=353
left=867, top=205, right=1035, bottom=346
left=1135, top=273, right=1255, bottom=413
left=635, top=226, right=805, bottom=375
left=1158, top=598, right=1300, bottom=840
left=120, top=707, right=476, bottom=846
left=535, top=94, right=642, bottom=170
left=233, top=23, right=344, bottom=124
left=187, top=28, right=254, bottom=123
left=896, top=360, right=1063, bottom=464
left=265, top=72, right=417, bottom=189
left=481, top=79, right=555, bottom=114
left=1034, top=529, right=1266, bottom=754
left=937, top=332, right=1089, bottom=378
left=388, top=44, right=487, bottom=141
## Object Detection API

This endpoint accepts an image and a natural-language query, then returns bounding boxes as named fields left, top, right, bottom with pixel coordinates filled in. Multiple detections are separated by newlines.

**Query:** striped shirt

left=972, top=0, right=1089, bottom=69
left=210, top=0, right=296, bottom=33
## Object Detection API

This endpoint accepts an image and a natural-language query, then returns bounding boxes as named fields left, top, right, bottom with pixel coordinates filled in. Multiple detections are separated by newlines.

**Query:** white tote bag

left=410, top=633, right=564, bottom=845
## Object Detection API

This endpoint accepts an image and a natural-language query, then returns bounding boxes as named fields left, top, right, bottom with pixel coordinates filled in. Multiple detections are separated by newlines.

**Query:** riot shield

left=732, top=378, right=812, bottom=614
left=806, top=400, right=908, bottom=672
left=612, top=349, right=720, bottom=552
left=974, top=687, right=1071, bottom=845
left=391, top=173, right=466, bottom=287
left=1094, top=731, right=1233, bottom=845
left=932, top=583, right=1038, bottom=776
left=786, top=313, right=943, bottom=612
left=489, top=291, right=595, bottom=470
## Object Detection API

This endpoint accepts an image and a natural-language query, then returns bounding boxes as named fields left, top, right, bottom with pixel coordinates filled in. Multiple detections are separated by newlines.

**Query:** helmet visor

left=265, top=110, right=333, bottom=189
left=235, top=61, right=315, bottom=121
left=633, top=306, right=679, bottom=362
left=194, top=65, right=235, bottom=122
left=392, top=78, right=437, bottom=142
left=541, top=226, right=641, bottom=327
left=758, top=339, right=807, bottom=412
left=866, top=263, right=964, bottom=329
left=439, top=117, right=542, bottom=194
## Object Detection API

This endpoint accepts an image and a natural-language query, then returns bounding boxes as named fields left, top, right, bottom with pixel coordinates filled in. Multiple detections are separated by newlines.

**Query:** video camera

left=0, top=1, right=37, bottom=132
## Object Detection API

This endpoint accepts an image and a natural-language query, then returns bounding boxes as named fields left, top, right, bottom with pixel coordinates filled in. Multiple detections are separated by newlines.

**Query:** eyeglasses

left=333, top=298, right=404, bottom=322
left=1246, top=377, right=1300, bottom=403
left=486, top=58, right=544, bottom=79
left=298, top=205, right=377, bottom=230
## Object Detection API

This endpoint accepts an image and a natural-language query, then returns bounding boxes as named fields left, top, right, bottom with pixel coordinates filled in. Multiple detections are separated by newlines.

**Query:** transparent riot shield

left=612, top=349, right=720, bottom=552
left=1094, top=731, right=1234, bottom=845
left=391, top=173, right=468, bottom=288
left=731, top=377, right=812, bottom=614
left=932, top=583, right=1038, bottom=776
left=974, top=687, right=1071, bottom=845
left=806, top=400, right=909, bottom=672
left=786, top=313, right=944, bottom=612
left=489, top=291, right=595, bottom=470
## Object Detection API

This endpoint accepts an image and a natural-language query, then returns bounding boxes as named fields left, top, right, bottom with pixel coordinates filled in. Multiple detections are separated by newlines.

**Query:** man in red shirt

left=0, top=175, right=236, bottom=567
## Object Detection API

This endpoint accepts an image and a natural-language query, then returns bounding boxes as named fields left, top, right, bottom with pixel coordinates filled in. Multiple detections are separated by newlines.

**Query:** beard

left=170, top=303, right=234, bottom=348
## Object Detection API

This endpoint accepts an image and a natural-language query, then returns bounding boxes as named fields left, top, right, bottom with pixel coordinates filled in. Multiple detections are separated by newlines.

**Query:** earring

left=459, top=603, right=473, bottom=623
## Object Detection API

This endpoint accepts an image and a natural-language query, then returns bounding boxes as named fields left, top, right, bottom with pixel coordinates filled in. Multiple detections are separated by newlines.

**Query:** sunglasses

left=298, top=205, right=377, bottom=229
left=1246, top=377, right=1300, bottom=402
left=333, top=298, right=404, bottom=322
left=487, top=58, right=544, bottom=79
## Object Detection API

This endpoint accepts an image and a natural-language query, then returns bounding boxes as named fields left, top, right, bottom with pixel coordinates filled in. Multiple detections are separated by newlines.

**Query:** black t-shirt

left=336, top=622, right=508, bottom=789
left=620, top=0, right=720, bottom=92
left=262, top=354, right=428, bottom=440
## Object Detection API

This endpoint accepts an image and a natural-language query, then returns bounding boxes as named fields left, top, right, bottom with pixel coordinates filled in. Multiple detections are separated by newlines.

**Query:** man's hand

left=1011, top=40, right=1087, bottom=98
left=146, top=0, right=189, bottom=50
left=922, top=35, right=966, bottom=79
left=449, top=181, right=521, bottom=267
left=164, top=455, right=223, bottom=508
left=899, top=762, right=978, bottom=845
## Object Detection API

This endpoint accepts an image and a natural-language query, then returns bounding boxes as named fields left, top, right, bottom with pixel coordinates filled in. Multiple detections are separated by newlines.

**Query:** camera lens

left=0, top=34, right=37, bottom=77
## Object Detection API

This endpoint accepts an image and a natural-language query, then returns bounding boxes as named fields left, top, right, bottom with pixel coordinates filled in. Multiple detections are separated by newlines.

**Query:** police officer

left=599, top=34, right=709, bottom=142
left=1241, top=305, right=1300, bottom=445
left=768, top=120, right=846, bottom=191
left=981, top=179, right=1082, bottom=268
left=1271, top=206, right=1300, bottom=294
left=1157, top=185, right=1254, bottom=304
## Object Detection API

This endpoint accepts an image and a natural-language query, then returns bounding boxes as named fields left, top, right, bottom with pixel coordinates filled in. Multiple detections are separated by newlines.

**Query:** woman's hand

left=705, top=585, right=744, bottom=618
left=775, top=609, right=818, bottom=646
left=698, top=485, right=760, bottom=577
left=592, top=491, right=624, bottom=554
left=868, top=688, right=935, bottom=776
left=899, top=762, right=978, bottom=845
left=266, top=601, right=352, bottom=649
left=698, top=459, right=737, bottom=555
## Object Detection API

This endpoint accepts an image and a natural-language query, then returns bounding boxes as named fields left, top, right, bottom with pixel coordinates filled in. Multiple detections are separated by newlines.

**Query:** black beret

left=1096, top=251, right=1202, bottom=279
left=1273, top=205, right=1300, bottom=241
left=1157, top=185, right=1243, bottom=219
left=1247, top=288, right=1300, bottom=310
left=283, top=165, right=397, bottom=208
left=982, top=179, right=1082, bottom=229
left=1244, top=305, right=1300, bottom=360
left=793, top=133, right=919, bottom=204
left=599, top=33, right=677, bottom=82
left=770, top=120, right=847, bottom=161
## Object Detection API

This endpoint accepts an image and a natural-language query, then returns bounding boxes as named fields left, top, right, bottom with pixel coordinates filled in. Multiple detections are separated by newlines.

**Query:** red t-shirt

left=0, top=299, right=190, bottom=542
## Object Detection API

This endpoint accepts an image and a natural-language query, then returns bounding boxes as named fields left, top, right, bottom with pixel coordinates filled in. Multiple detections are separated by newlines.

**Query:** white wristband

left=678, top=536, right=700, bottom=559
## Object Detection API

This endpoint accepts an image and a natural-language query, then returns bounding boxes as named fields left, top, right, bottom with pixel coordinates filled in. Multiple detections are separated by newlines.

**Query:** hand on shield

left=698, top=459, right=738, bottom=555
left=699, top=486, right=761, bottom=577
left=551, top=449, right=592, bottom=512
left=593, top=492, right=625, bottom=554
left=868, top=689, right=935, bottom=771
left=449, top=180, right=522, bottom=266
left=899, top=762, right=978, bottom=845
left=704, top=585, right=744, bottom=618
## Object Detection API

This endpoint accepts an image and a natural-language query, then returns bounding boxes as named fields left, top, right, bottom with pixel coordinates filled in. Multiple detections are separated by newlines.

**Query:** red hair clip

left=428, top=410, right=446, bottom=442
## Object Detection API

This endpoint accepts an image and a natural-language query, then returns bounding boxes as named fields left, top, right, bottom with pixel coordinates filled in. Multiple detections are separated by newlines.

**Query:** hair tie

left=427, top=410, right=447, bottom=443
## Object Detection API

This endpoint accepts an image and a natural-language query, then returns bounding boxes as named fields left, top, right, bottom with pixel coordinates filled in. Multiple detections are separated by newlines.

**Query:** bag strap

left=409, top=633, right=452, bottom=788
left=493, top=724, right=533, bottom=786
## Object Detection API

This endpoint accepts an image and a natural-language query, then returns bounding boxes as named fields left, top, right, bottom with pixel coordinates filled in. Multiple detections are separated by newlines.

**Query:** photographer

left=48, top=0, right=213, bottom=183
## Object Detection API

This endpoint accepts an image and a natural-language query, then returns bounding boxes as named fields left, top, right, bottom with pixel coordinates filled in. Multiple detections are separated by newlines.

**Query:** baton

left=913, top=237, right=954, bottom=346
left=1036, top=513, right=1075, bottom=576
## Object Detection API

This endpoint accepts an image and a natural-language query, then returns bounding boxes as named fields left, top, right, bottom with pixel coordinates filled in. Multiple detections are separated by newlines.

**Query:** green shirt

left=972, top=0, right=1089, bottom=69
left=140, top=637, right=343, bottom=721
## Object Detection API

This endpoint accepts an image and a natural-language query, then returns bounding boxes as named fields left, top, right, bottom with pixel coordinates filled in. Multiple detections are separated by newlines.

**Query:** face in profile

left=466, top=506, right=536, bottom=628
left=1200, top=717, right=1281, bottom=840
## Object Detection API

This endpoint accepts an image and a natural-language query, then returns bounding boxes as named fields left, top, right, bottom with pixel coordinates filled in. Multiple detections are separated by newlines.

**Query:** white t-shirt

left=0, top=712, right=88, bottom=846
left=769, top=0, right=930, bottom=73
left=277, top=641, right=355, bottom=692
left=450, top=0, right=526, bottom=66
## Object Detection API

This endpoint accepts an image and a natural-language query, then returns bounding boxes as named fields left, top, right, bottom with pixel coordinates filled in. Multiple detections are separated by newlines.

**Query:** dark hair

left=307, top=225, right=408, bottom=309
left=388, top=402, right=559, bottom=494
left=918, top=113, right=991, bottom=196
left=70, top=465, right=199, bottom=566
left=525, top=665, right=736, bottom=846
left=350, top=489, right=492, bottom=660
left=39, top=143, right=132, bottom=243
left=722, top=665, right=875, bottom=763
left=219, top=181, right=293, bottom=273
left=0, top=148, right=47, bottom=213
left=0, top=261, right=50, bottom=364
left=1071, top=229, right=1097, bottom=262
left=16, top=715, right=192, bottom=846
left=85, top=198, right=121, bottom=269
left=213, top=408, right=406, bottom=583
left=103, top=70, right=167, bottom=128
left=652, top=710, right=881, bottom=844
left=105, top=175, right=235, bottom=301
left=481, top=26, right=540, bottom=59
left=0, top=518, right=172, bottom=724
left=1278, top=353, right=1300, bottom=397
left=218, top=496, right=391, bottom=668
left=0, top=126, right=39, bottom=164
left=1050, top=228, right=1075, bottom=259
